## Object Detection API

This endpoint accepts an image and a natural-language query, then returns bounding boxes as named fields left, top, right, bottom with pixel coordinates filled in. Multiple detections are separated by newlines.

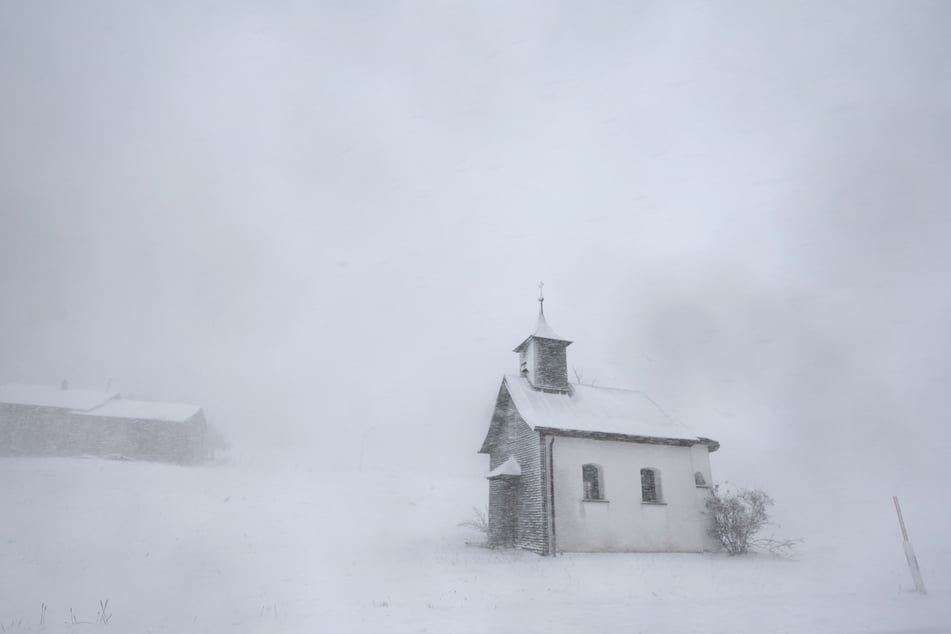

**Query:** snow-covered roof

left=503, top=375, right=703, bottom=442
left=486, top=455, right=522, bottom=479
left=0, top=383, right=118, bottom=411
left=74, top=399, right=203, bottom=423
left=532, top=312, right=566, bottom=341
left=514, top=312, right=571, bottom=351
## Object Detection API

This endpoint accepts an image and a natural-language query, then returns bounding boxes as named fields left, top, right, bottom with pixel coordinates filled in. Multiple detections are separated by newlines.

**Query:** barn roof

left=0, top=383, right=118, bottom=411
left=501, top=375, right=710, bottom=444
left=74, top=399, right=203, bottom=423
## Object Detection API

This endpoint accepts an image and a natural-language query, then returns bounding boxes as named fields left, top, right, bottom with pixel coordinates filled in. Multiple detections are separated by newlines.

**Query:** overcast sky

left=2, top=1, right=950, bottom=504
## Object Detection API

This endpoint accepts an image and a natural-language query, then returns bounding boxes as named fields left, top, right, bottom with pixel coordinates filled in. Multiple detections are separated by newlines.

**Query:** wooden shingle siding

left=486, top=383, right=550, bottom=555
left=72, top=415, right=203, bottom=464
left=0, top=404, right=78, bottom=456
left=0, top=403, right=207, bottom=464
left=532, top=339, right=569, bottom=392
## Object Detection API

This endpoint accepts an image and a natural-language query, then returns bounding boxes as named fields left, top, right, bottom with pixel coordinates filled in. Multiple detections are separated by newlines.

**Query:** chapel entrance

left=497, top=479, right=518, bottom=547
left=488, top=473, right=520, bottom=548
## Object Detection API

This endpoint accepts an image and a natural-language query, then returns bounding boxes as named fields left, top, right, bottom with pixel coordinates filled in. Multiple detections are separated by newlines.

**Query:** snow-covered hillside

left=0, top=456, right=947, bottom=634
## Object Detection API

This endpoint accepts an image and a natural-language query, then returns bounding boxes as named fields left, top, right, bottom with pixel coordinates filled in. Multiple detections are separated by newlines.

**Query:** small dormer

left=513, top=283, right=572, bottom=393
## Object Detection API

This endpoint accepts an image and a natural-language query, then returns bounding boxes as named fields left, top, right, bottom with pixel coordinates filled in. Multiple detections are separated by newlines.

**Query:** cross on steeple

left=538, top=281, right=545, bottom=315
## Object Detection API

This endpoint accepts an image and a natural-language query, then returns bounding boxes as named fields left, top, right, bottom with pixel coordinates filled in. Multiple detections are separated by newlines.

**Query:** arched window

left=582, top=464, right=603, bottom=500
left=694, top=471, right=707, bottom=486
left=641, top=468, right=662, bottom=503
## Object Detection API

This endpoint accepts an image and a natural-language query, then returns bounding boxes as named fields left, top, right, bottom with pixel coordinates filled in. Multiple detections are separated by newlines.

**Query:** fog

left=2, top=0, right=950, bottom=577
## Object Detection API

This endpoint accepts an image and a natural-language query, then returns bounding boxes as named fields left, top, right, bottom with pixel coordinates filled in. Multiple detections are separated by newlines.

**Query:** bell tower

left=513, top=282, right=572, bottom=393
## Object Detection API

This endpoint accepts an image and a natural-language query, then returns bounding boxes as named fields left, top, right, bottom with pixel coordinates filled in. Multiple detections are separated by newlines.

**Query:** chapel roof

left=531, top=311, right=568, bottom=342
left=513, top=312, right=571, bottom=352
left=495, top=374, right=716, bottom=448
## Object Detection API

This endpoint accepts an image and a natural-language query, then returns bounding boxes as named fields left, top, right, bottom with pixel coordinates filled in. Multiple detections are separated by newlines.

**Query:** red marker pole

left=893, top=496, right=927, bottom=595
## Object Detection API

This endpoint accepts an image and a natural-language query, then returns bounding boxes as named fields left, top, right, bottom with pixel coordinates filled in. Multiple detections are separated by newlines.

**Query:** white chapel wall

left=551, top=436, right=712, bottom=552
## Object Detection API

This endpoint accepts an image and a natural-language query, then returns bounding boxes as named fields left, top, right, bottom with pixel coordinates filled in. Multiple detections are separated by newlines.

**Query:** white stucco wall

left=551, top=436, right=716, bottom=553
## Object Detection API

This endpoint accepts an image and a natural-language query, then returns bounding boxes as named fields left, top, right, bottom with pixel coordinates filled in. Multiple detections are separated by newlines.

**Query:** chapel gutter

left=547, top=434, right=557, bottom=556
left=537, top=427, right=718, bottom=451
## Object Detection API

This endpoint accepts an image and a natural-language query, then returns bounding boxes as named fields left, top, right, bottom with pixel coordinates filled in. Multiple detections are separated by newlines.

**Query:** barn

left=0, top=383, right=207, bottom=464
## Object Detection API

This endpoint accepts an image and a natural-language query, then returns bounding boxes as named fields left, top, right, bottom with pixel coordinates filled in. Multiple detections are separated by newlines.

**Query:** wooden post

left=893, top=496, right=927, bottom=595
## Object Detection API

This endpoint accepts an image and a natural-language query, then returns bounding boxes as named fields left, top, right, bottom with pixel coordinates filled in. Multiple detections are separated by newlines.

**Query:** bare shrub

left=706, top=484, right=800, bottom=556
left=457, top=506, right=488, bottom=534
left=572, top=367, right=597, bottom=386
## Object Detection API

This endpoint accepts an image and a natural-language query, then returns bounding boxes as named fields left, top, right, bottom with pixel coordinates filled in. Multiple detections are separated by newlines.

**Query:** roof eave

left=512, top=336, right=532, bottom=353
left=479, top=379, right=511, bottom=453
left=537, top=427, right=714, bottom=448
left=697, top=437, right=721, bottom=452
left=512, top=334, right=573, bottom=353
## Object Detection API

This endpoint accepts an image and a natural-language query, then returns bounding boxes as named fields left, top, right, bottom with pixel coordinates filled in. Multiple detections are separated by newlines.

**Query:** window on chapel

left=641, top=468, right=662, bottom=503
left=582, top=464, right=602, bottom=500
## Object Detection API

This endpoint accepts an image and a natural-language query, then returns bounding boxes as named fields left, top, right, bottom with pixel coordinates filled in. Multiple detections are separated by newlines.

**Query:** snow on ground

left=0, top=456, right=948, bottom=634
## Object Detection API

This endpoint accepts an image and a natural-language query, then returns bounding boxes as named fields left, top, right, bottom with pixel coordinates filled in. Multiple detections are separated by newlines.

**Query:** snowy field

left=1, top=455, right=948, bottom=634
